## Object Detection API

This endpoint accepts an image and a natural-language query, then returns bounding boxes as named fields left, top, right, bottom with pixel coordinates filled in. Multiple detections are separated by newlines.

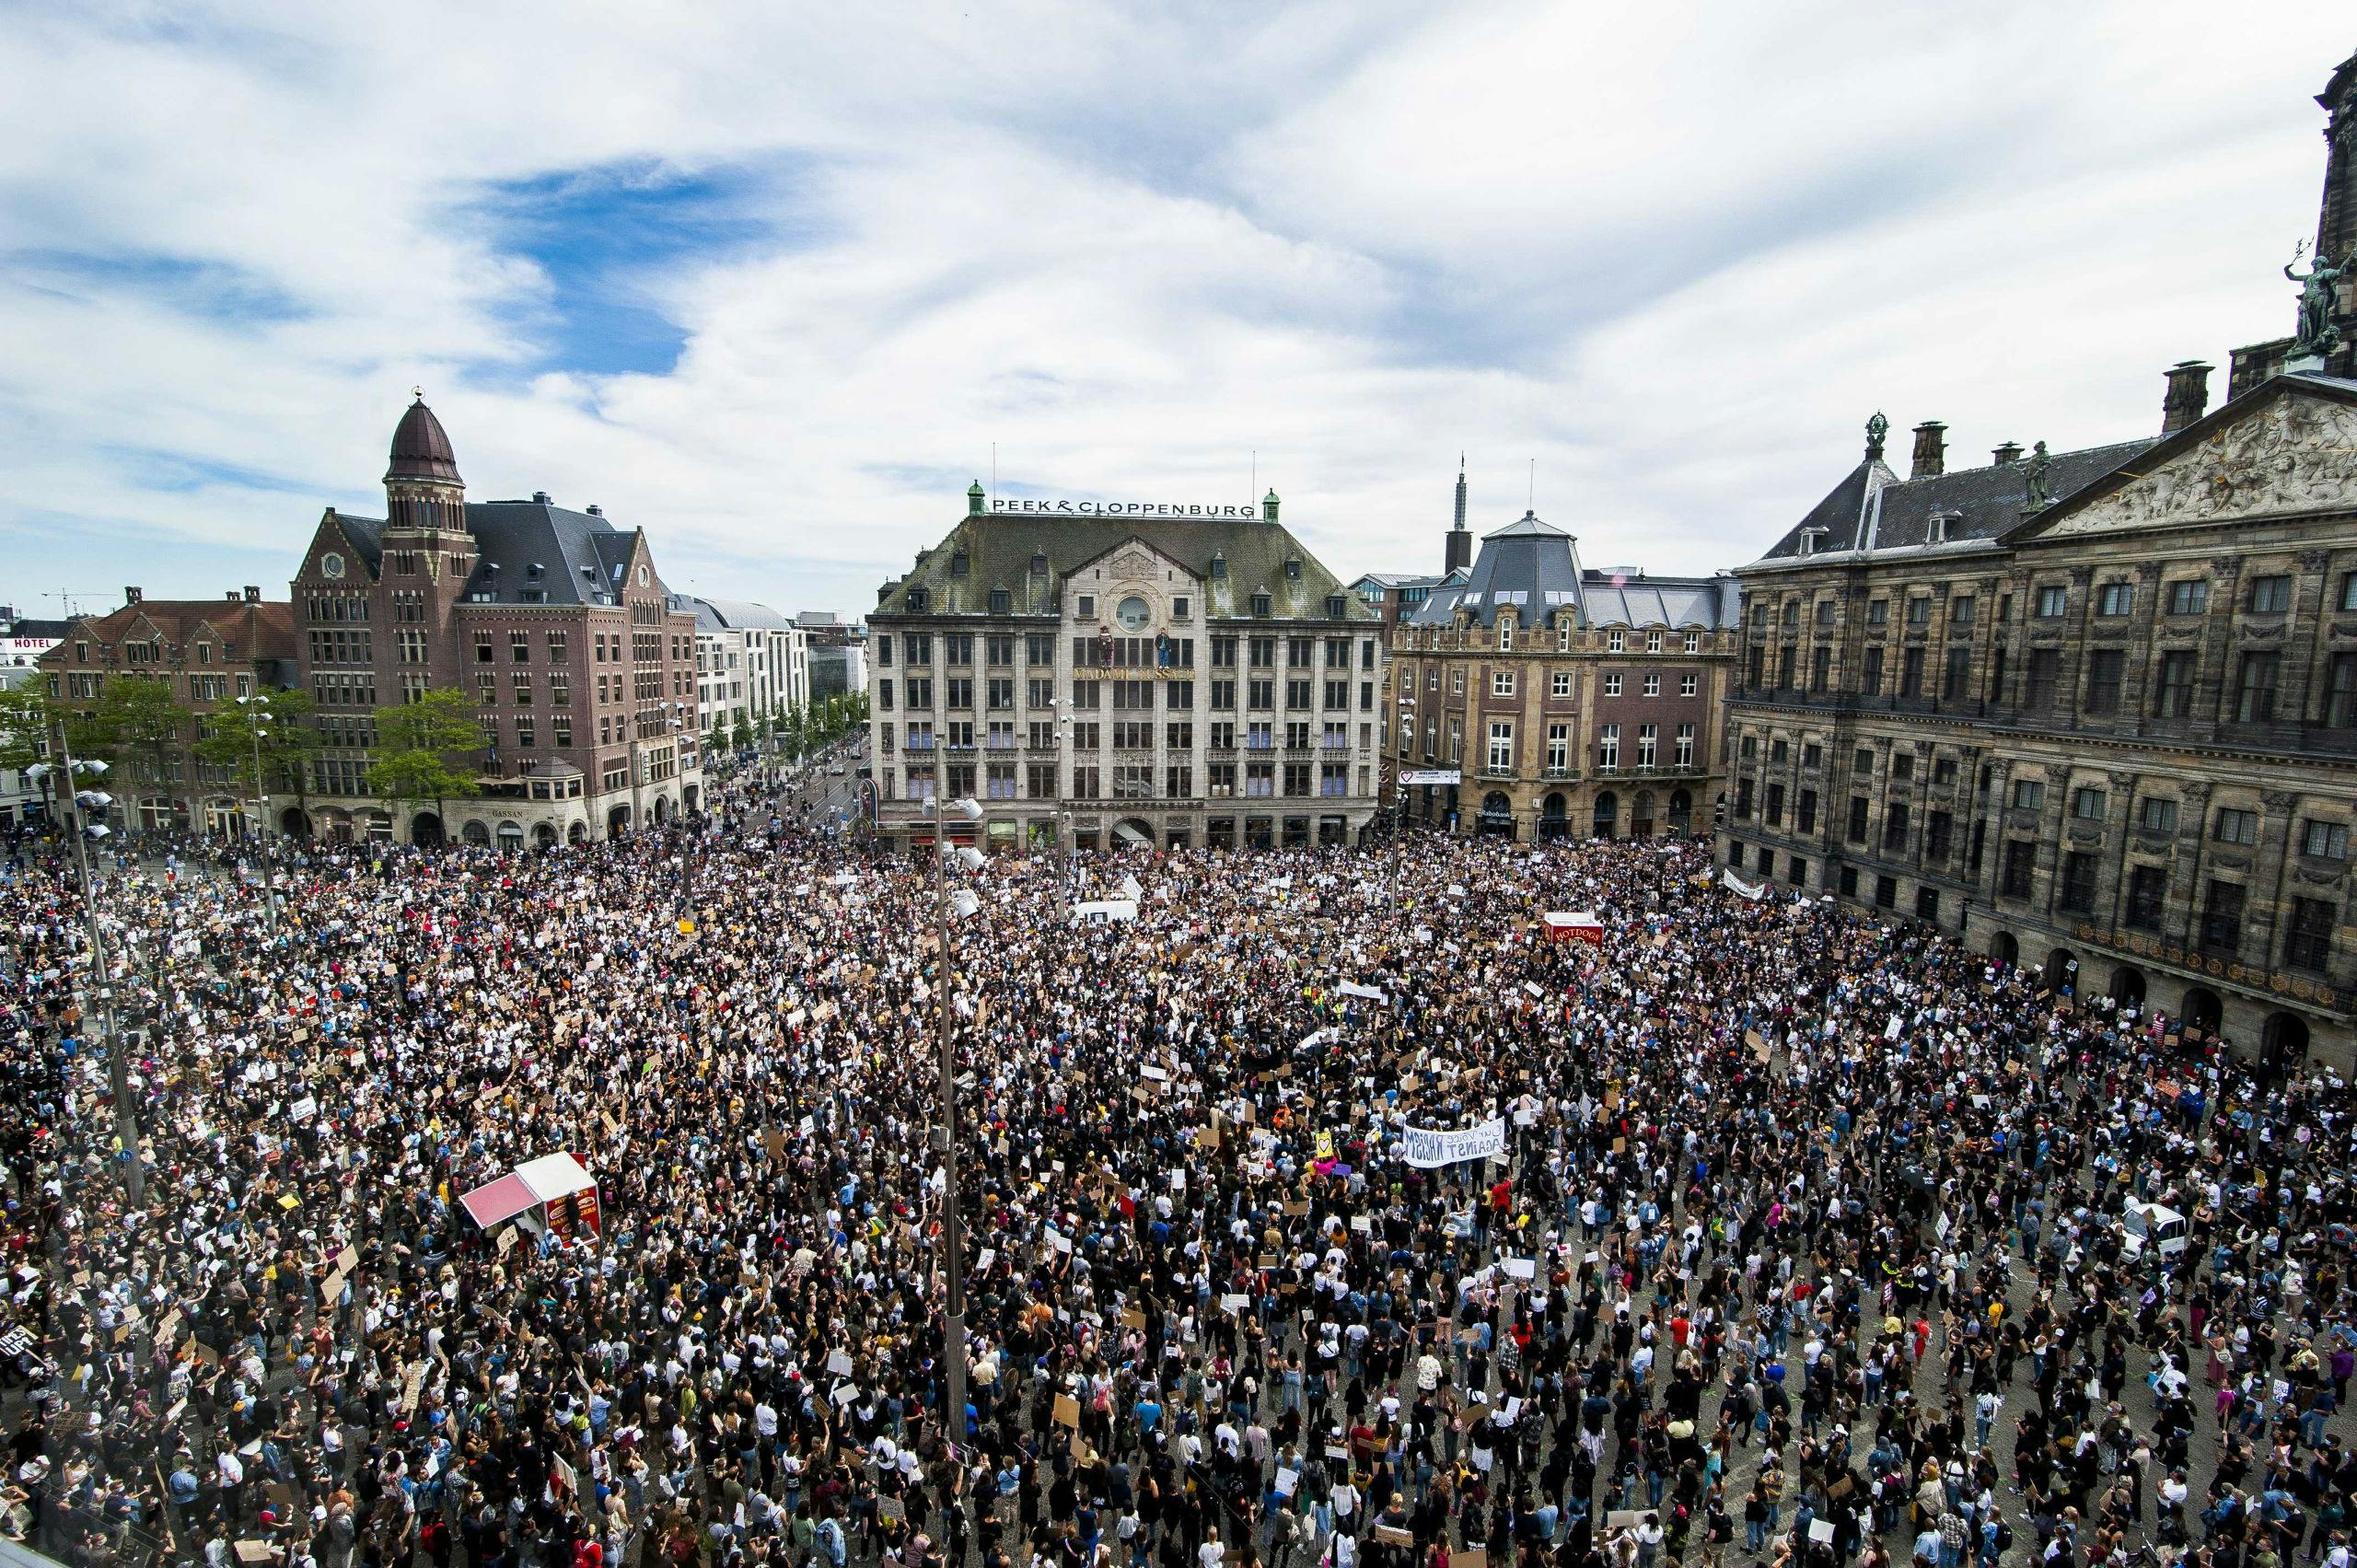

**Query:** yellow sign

left=677, top=919, right=696, bottom=935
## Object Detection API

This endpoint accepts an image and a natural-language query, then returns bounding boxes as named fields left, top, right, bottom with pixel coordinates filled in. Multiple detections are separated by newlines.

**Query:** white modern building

left=689, top=598, right=808, bottom=745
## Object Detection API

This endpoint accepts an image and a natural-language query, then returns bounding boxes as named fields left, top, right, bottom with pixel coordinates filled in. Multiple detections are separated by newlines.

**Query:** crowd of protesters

left=2, top=762, right=2352, bottom=1568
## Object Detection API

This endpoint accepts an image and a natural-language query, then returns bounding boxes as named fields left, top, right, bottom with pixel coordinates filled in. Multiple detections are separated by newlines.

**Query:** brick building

left=1389, top=505, right=1738, bottom=841
left=286, top=397, right=702, bottom=847
left=865, top=485, right=1385, bottom=854
left=37, top=588, right=298, bottom=834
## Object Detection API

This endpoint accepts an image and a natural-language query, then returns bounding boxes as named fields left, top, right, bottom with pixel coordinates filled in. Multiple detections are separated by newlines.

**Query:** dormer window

left=1797, top=527, right=1828, bottom=557
left=1928, top=511, right=1959, bottom=544
left=1284, top=555, right=1303, bottom=581
left=1557, top=619, right=1573, bottom=651
left=1500, top=620, right=1515, bottom=653
left=988, top=587, right=1010, bottom=615
left=950, top=550, right=970, bottom=576
left=1251, top=589, right=1272, bottom=617
left=1324, top=594, right=1346, bottom=618
left=1030, top=552, right=1049, bottom=576
left=907, top=587, right=931, bottom=613
left=1210, top=552, right=1228, bottom=580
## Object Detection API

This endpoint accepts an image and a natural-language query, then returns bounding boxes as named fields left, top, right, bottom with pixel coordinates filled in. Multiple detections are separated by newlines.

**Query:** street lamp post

left=928, top=754, right=983, bottom=1451
left=35, top=730, right=142, bottom=1205
left=237, top=694, right=281, bottom=943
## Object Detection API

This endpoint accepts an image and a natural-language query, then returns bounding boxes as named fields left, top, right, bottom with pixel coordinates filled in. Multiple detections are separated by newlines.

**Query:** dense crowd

left=4, top=766, right=2353, bottom=1568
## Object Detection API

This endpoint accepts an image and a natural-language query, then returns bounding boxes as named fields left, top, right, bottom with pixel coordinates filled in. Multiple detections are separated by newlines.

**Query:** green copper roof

left=877, top=508, right=1377, bottom=622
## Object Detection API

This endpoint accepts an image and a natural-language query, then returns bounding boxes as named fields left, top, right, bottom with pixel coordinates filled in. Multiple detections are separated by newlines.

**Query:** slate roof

left=875, top=509, right=1378, bottom=622
left=1405, top=510, right=1736, bottom=630
left=323, top=501, right=659, bottom=606
left=1750, top=436, right=2158, bottom=566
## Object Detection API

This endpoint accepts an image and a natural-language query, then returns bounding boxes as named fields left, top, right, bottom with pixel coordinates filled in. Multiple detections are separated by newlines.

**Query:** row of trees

left=710, top=690, right=868, bottom=771
left=0, top=678, right=489, bottom=831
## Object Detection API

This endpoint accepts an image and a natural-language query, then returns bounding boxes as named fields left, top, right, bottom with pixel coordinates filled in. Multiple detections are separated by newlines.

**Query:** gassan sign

left=994, top=500, right=1258, bottom=518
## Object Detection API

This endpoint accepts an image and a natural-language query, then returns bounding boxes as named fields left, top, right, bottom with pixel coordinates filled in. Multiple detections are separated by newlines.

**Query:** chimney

left=1909, top=421, right=1947, bottom=480
left=1991, top=441, right=2024, bottom=466
left=124, top=586, right=143, bottom=605
left=244, top=586, right=261, bottom=602
left=2162, top=360, right=2212, bottom=435
left=586, top=504, right=603, bottom=517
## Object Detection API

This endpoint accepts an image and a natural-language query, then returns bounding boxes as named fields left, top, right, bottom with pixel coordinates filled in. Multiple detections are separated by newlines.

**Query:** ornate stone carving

left=2044, top=395, right=2357, bottom=536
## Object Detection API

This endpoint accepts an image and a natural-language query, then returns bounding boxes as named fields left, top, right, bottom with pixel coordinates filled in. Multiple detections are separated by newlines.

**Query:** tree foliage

left=193, top=689, right=320, bottom=800
left=366, top=688, right=487, bottom=818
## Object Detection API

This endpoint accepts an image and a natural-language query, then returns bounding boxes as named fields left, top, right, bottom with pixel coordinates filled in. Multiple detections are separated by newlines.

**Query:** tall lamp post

left=30, top=731, right=142, bottom=1205
left=236, top=693, right=281, bottom=943
left=929, top=769, right=985, bottom=1449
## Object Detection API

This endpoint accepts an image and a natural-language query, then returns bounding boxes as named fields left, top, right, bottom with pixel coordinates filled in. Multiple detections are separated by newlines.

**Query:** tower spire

left=1445, top=458, right=1473, bottom=575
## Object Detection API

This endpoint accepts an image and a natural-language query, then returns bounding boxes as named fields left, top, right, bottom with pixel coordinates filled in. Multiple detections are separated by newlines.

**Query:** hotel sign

left=995, top=500, right=1258, bottom=518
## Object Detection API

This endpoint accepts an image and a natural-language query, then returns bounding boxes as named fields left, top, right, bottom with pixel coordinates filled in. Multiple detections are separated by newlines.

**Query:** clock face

left=1114, top=595, right=1151, bottom=632
left=320, top=552, right=345, bottom=580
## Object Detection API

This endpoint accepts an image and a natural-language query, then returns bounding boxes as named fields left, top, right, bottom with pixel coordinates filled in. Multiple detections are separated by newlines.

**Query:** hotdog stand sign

left=459, top=1152, right=601, bottom=1244
left=1540, top=911, right=1604, bottom=946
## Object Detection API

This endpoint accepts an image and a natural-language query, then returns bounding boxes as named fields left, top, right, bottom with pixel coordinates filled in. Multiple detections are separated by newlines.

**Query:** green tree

left=194, top=689, right=320, bottom=817
left=0, top=683, right=55, bottom=776
left=367, top=688, right=486, bottom=834
left=72, top=675, right=193, bottom=819
left=728, top=716, right=754, bottom=755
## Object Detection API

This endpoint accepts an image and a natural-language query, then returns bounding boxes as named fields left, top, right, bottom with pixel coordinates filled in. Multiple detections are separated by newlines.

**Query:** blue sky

left=0, top=3, right=2350, bottom=621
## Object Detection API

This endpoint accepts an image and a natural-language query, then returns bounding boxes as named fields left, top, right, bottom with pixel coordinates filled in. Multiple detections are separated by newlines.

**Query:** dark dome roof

left=386, top=397, right=462, bottom=485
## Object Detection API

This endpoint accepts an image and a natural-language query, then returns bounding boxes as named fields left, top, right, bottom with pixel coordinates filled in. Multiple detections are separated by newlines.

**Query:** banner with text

left=1403, top=1117, right=1509, bottom=1168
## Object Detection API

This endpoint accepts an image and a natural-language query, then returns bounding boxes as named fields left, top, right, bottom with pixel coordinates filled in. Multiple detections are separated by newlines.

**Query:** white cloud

left=1, top=2, right=2351, bottom=613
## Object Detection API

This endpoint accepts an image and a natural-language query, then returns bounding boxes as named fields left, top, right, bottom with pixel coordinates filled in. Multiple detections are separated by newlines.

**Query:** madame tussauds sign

left=994, top=500, right=1259, bottom=518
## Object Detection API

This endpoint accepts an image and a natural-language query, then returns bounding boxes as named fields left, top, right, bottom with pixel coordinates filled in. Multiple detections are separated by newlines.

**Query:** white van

left=2120, top=1200, right=2189, bottom=1262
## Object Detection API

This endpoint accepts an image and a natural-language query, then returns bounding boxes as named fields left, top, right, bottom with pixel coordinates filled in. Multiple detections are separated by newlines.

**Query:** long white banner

left=1402, top=1117, right=1509, bottom=1167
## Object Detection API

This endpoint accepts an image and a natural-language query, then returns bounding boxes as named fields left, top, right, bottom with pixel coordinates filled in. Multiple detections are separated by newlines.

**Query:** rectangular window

left=1763, top=782, right=1785, bottom=828
left=1950, top=595, right=1975, bottom=626
left=1905, top=596, right=1931, bottom=626
left=2138, top=796, right=2177, bottom=833
left=2200, top=879, right=2246, bottom=953
left=2302, top=819, right=2350, bottom=860
left=1942, top=645, right=1970, bottom=701
left=1486, top=721, right=1514, bottom=773
left=1862, top=645, right=1883, bottom=694
left=2166, top=579, right=2209, bottom=616
left=1796, top=789, right=1817, bottom=834
left=2286, top=896, right=2335, bottom=972
left=2070, top=786, right=2106, bottom=821
left=1847, top=796, right=1869, bottom=844
left=1603, top=674, right=1621, bottom=698
left=1866, top=600, right=1888, bottom=627
left=1674, top=723, right=1694, bottom=767
left=2235, top=652, right=2281, bottom=723
left=2341, top=572, right=2357, bottom=613
left=2124, top=865, right=2166, bottom=931
left=2084, top=648, right=2123, bottom=714
left=1679, top=673, right=1698, bottom=698
left=1596, top=723, right=1619, bottom=771
left=2000, top=840, right=2036, bottom=899
left=2326, top=653, right=2357, bottom=727
left=2036, top=585, right=2068, bottom=618
left=2059, top=852, right=2098, bottom=913
left=1550, top=670, right=1572, bottom=699
left=2025, top=648, right=2061, bottom=709
left=1636, top=723, right=1657, bottom=768
left=2250, top=575, right=2292, bottom=613
left=1899, top=645, right=1923, bottom=698
left=1925, top=808, right=1951, bottom=862
left=2010, top=779, right=2045, bottom=811
left=2154, top=650, right=2196, bottom=718
left=2096, top=583, right=2133, bottom=617
left=2213, top=807, right=2258, bottom=846
left=1545, top=723, right=1570, bottom=772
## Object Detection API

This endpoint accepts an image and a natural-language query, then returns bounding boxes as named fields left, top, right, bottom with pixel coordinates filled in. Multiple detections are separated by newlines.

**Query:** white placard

left=1402, top=1118, right=1509, bottom=1168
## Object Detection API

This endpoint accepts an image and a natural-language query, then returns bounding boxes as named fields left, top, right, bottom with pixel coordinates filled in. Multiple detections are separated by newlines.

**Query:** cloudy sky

left=3, top=3, right=2349, bottom=619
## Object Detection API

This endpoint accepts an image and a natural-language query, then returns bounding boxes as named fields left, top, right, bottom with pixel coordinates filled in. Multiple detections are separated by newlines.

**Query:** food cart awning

left=459, top=1152, right=596, bottom=1230
left=1541, top=911, right=1604, bottom=944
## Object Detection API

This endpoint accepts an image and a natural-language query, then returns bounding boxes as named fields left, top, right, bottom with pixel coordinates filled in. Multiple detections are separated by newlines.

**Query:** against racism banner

left=1402, top=1117, right=1508, bottom=1168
